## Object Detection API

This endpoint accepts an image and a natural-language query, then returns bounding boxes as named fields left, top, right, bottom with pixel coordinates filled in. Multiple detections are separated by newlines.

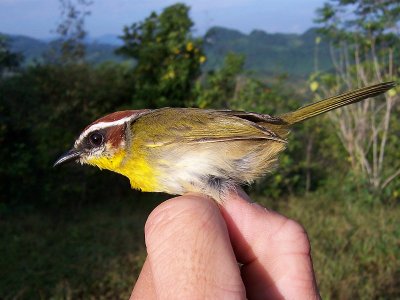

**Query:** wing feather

left=131, top=108, right=287, bottom=147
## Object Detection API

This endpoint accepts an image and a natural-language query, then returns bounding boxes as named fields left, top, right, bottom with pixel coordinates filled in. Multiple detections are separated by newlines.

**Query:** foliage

left=1, top=191, right=398, bottom=298
left=255, top=190, right=400, bottom=299
left=4, top=27, right=333, bottom=78
left=203, top=26, right=333, bottom=77
left=0, top=196, right=159, bottom=299
left=50, top=0, right=93, bottom=64
left=2, top=33, right=123, bottom=66
left=313, top=0, right=400, bottom=200
left=0, top=35, right=23, bottom=76
left=316, top=0, right=400, bottom=41
left=0, top=62, right=135, bottom=208
left=117, top=3, right=204, bottom=108
left=194, top=52, right=245, bottom=108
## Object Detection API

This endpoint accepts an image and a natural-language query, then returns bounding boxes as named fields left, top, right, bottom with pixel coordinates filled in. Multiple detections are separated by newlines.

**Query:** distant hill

left=4, top=34, right=48, bottom=64
left=1, top=33, right=122, bottom=65
left=2, top=27, right=332, bottom=76
left=203, top=27, right=332, bottom=76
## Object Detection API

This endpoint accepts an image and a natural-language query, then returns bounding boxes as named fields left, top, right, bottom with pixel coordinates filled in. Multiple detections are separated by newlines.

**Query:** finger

left=145, top=194, right=245, bottom=299
left=220, top=190, right=320, bottom=300
left=130, top=258, right=156, bottom=300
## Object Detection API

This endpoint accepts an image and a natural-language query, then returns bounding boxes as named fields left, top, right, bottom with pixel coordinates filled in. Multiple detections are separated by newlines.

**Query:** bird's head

left=54, top=110, right=149, bottom=171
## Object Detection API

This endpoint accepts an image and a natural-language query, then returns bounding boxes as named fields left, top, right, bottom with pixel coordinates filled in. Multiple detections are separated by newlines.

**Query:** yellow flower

left=310, top=81, right=319, bottom=92
left=163, top=70, right=175, bottom=80
left=388, top=88, right=397, bottom=97
left=199, top=56, right=206, bottom=64
left=186, top=42, right=194, bottom=52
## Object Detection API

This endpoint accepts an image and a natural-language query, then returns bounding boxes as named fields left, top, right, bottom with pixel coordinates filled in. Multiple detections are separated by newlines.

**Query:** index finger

left=220, top=190, right=320, bottom=300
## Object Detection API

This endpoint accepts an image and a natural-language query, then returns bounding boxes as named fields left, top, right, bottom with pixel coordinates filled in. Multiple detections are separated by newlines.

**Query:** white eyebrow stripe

left=75, top=116, right=134, bottom=146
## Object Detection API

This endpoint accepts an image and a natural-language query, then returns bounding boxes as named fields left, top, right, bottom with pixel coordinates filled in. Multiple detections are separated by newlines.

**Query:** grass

left=2, top=190, right=399, bottom=299
left=255, top=191, right=400, bottom=299
left=1, top=195, right=161, bottom=299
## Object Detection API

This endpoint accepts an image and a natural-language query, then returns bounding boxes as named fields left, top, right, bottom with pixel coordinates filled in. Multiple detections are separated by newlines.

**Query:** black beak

left=53, top=149, right=81, bottom=167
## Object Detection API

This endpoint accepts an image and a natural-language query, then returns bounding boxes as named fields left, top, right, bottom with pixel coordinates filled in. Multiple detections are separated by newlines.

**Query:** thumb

left=142, top=194, right=245, bottom=299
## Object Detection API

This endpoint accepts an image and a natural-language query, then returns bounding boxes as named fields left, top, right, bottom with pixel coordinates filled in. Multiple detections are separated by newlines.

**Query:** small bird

left=55, top=82, right=395, bottom=203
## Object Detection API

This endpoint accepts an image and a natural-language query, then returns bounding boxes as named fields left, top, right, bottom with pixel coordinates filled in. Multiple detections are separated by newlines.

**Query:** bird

left=54, top=82, right=395, bottom=203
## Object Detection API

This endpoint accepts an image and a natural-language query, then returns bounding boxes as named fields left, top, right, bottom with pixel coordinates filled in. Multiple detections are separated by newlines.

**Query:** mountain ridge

left=1, top=26, right=331, bottom=76
left=203, top=26, right=331, bottom=76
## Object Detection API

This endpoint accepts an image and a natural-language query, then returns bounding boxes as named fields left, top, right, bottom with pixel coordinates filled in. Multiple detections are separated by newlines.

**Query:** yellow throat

left=86, top=148, right=159, bottom=192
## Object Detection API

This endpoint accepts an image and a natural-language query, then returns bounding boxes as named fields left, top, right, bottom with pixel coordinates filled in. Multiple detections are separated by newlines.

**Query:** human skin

left=130, top=191, right=321, bottom=300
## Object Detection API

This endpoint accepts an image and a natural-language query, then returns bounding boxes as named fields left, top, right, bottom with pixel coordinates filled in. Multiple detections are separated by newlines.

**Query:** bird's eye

left=89, top=132, right=104, bottom=147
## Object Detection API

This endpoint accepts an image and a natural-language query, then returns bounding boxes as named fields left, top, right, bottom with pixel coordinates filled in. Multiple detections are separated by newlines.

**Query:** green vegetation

left=2, top=190, right=399, bottom=299
left=117, top=3, right=204, bottom=108
left=313, top=0, right=400, bottom=198
left=256, top=189, right=400, bottom=299
left=203, top=27, right=333, bottom=76
left=1, top=196, right=152, bottom=299
left=2, top=26, right=333, bottom=77
left=1, top=34, right=123, bottom=65
left=1, top=1, right=399, bottom=299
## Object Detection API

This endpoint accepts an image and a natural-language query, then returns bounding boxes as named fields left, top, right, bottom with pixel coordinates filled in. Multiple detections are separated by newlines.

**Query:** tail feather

left=279, top=81, right=396, bottom=125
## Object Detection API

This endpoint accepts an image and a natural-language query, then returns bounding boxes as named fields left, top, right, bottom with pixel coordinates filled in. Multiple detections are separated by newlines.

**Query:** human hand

left=130, top=191, right=321, bottom=299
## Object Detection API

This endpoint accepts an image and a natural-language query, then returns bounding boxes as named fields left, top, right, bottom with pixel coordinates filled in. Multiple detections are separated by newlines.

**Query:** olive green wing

left=130, top=108, right=287, bottom=147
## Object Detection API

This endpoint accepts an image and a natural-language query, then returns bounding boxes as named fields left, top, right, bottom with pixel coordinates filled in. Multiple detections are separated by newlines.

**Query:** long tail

left=279, top=81, right=396, bottom=125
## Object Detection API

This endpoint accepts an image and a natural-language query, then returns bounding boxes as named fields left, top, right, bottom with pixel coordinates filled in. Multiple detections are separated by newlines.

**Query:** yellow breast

left=117, top=154, right=159, bottom=192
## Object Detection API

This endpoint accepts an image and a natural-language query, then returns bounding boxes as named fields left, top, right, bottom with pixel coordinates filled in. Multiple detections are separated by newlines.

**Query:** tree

left=0, top=35, right=22, bottom=77
left=195, top=52, right=245, bottom=108
left=48, top=0, right=92, bottom=64
left=0, top=62, right=136, bottom=207
left=313, top=0, right=400, bottom=198
left=117, top=3, right=205, bottom=108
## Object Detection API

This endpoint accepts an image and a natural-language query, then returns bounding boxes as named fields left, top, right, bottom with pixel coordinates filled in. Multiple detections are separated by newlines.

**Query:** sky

left=0, top=0, right=326, bottom=39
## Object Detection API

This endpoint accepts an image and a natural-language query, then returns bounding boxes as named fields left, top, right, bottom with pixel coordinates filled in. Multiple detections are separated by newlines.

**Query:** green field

left=2, top=189, right=399, bottom=299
